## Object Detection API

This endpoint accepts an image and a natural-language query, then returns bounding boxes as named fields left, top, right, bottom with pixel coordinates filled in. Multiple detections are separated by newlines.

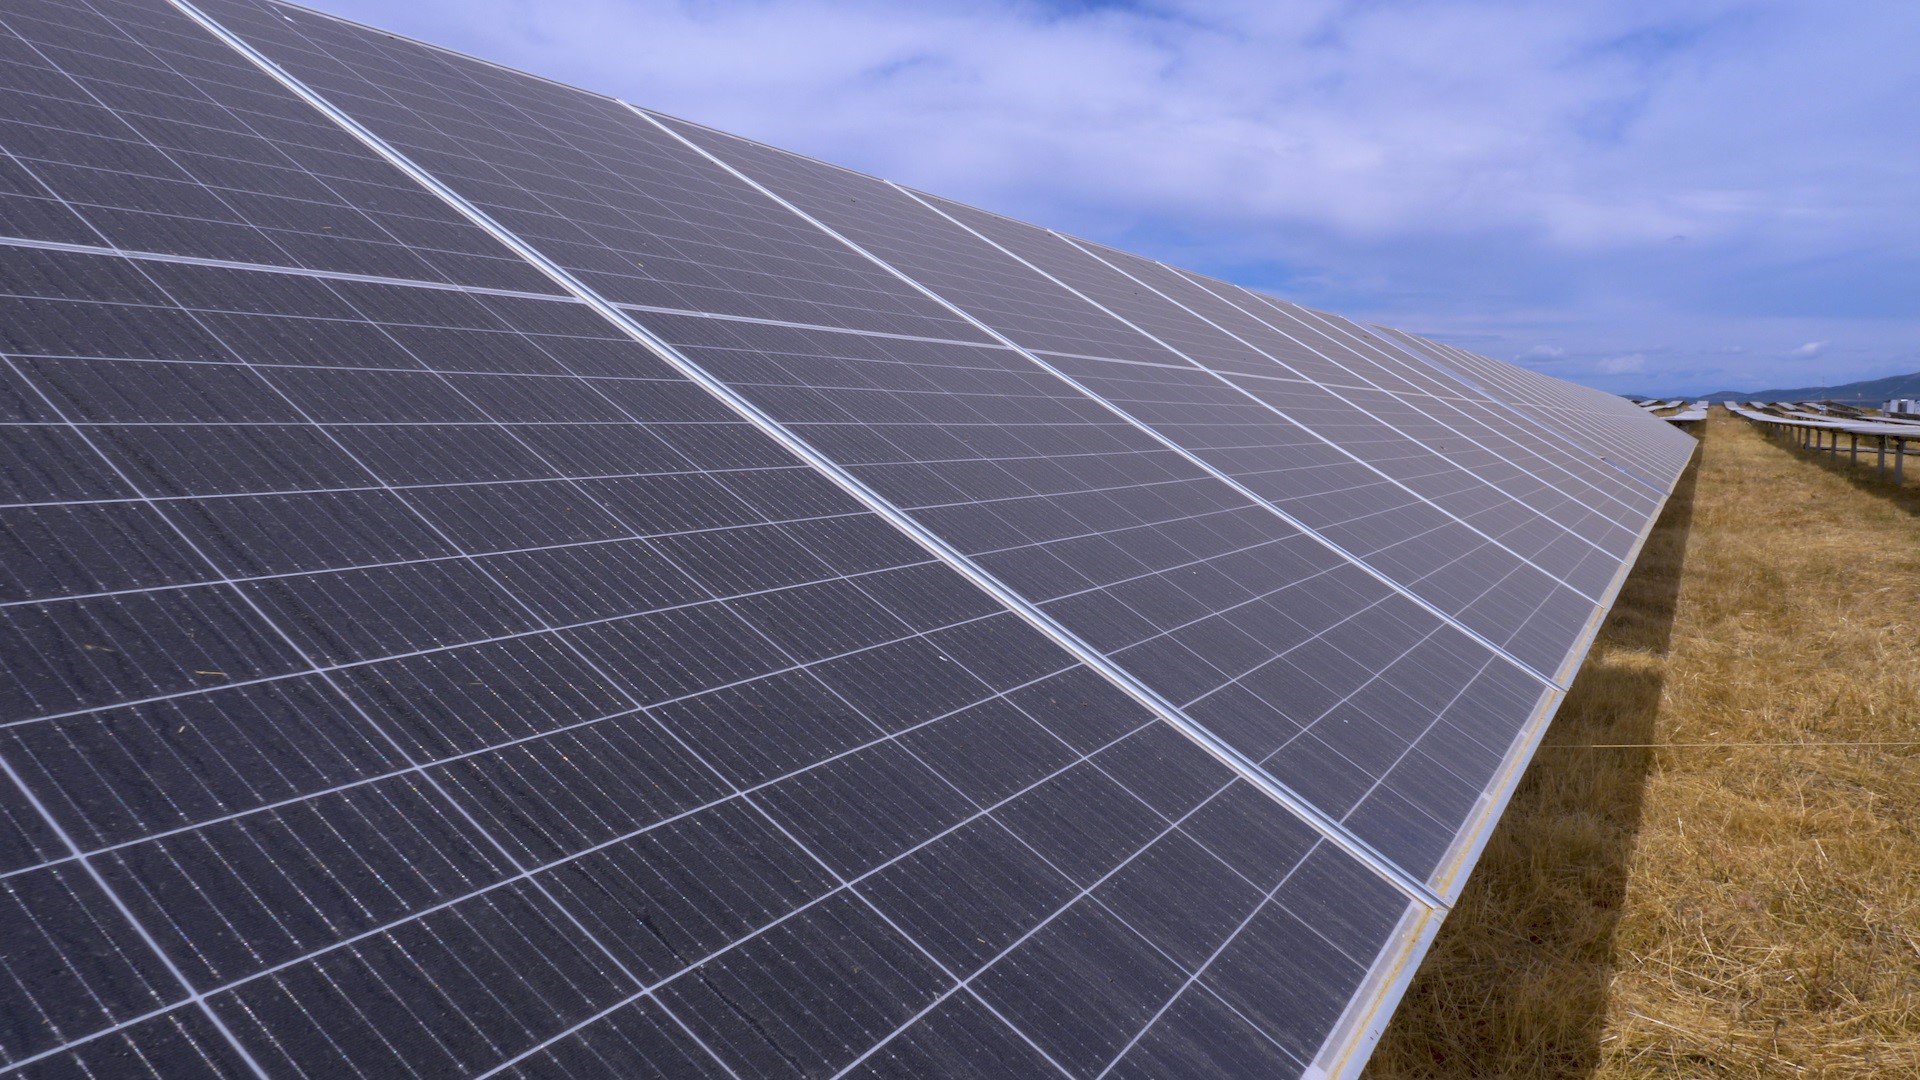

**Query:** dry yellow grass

left=1368, top=411, right=1920, bottom=1079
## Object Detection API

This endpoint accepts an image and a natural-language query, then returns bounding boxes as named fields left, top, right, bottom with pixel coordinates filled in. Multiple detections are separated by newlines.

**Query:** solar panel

left=0, top=1, right=1693, bottom=1077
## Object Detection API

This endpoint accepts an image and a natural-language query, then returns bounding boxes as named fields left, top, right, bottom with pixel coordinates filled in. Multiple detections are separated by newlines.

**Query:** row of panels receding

left=0, top=1, right=1696, bottom=1078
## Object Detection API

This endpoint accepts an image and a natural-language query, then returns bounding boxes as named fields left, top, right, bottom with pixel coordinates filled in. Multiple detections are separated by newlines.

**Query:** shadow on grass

left=1757, top=428, right=1920, bottom=516
left=1365, top=452, right=1701, bottom=1079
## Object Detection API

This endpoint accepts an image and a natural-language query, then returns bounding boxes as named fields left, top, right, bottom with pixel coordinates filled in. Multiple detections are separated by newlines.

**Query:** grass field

left=1368, top=410, right=1920, bottom=1079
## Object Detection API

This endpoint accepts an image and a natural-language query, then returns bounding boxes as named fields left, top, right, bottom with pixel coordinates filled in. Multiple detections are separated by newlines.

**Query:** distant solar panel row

left=0, top=1, right=1694, bottom=1077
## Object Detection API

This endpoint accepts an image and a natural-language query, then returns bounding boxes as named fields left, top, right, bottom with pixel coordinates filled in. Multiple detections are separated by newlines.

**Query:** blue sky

left=304, top=0, right=1917, bottom=395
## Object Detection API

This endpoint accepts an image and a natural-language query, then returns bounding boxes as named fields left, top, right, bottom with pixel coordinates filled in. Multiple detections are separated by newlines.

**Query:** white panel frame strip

left=162, top=0, right=1439, bottom=908
left=0, top=233, right=576, bottom=302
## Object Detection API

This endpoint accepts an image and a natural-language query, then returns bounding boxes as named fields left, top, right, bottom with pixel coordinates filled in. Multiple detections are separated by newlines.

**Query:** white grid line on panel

left=0, top=234, right=576, bottom=304
left=864, top=190, right=1621, bottom=580
left=648, top=329, right=1607, bottom=643
left=1359, top=328, right=1674, bottom=491
left=2, top=574, right=1019, bottom=734
left=0, top=460, right=826, bottom=513
left=0, top=503, right=888, bottom=612
left=679, top=294, right=1543, bottom=822
left=914, top=200, right=1631, bottom=553
left=1202, top=286, right=1662, bottom=488
left=611, top=300, right=1011, bottom=351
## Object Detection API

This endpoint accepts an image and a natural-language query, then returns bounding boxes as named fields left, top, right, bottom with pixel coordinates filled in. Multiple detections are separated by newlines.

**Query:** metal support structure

left=1850, top=433, right=1858, bottom=462
left=1899, top=439, right=1907, bottom=486
left=1879, top=435, right=1888, bottom=476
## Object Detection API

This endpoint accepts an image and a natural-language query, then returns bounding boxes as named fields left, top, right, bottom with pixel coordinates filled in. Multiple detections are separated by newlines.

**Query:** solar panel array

left=0, top=1, right=1696, bottom=1077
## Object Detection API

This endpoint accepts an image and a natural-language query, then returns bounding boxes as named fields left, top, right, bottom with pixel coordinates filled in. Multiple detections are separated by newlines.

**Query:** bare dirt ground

left=1368, top=411, right=1920, bottom=1079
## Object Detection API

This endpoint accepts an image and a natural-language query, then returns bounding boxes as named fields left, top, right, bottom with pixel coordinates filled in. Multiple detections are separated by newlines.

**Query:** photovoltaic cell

left=0, top=1, right=1695, bottom=1078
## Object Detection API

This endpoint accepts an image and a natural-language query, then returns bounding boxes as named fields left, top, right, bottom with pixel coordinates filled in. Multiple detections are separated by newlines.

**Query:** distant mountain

left=1636, top=370, right=1920, bottom=405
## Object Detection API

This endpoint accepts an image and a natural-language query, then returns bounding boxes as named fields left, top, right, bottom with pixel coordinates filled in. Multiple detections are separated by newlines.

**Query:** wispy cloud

left=305, top=0, right=1920, bottom=395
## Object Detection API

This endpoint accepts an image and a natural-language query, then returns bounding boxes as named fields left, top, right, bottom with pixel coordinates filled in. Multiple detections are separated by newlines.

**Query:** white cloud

left=1598, top=353, right=1648, bottom=375
left=1791, top=341, right=1829, bottom=357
